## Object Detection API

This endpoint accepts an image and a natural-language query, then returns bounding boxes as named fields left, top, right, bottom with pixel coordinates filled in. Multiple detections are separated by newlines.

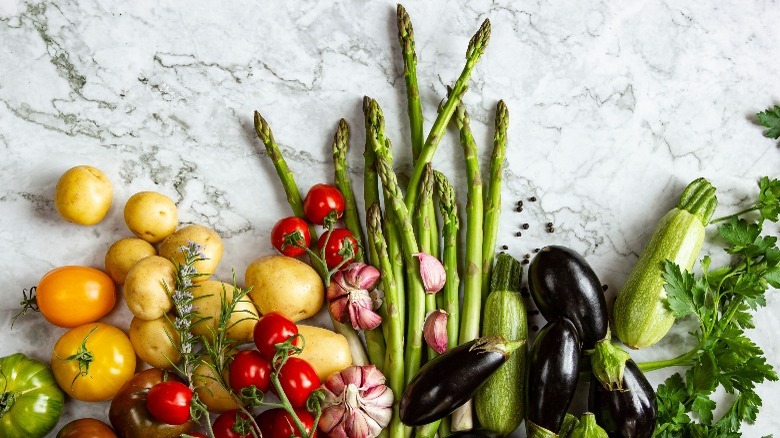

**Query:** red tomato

left=317, top=228, right=358, bottom=269
left=145, top=381, right=192, bottom=426
left=256, top=408, right=281, bottom=437
left=253, top=312, right=299, bottom=360
left=212, top=410, right=253, bottom=438
left=229, top=350, right=272, bottom=394
left=272, top=408, right=317, bottom=438
left=275, top=358, right=320, bottom=408
left=303, top=184, right=345, bottom=225
left=270, top=217, right=311, bottom=257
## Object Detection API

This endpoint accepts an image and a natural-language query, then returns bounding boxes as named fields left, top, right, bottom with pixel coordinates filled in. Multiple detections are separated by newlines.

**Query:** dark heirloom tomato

left=0, top=353, right=64, bottom=438
left=57, top=418, right=117, bottom=438
left=109, top=369, right=194, bottom=438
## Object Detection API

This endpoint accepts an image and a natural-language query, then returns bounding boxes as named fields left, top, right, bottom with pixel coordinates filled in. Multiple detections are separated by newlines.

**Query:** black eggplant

left=528, top=245, right=608, bottom=348
left=589, top=359, right=657, bottom=438
left=399, top=336, right=519, bottom=426
left=447, top=431, right=497, bottom=438
left=526, top=317, right=581, bottom=434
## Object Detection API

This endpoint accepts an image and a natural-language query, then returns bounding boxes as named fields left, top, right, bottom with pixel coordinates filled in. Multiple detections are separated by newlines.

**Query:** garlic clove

left=414, top=252, right=446, bottom=294
left=348, top=290, right=382, bottom=331
left=343, top=262, right=381, bottom=291
left=423, top=310, right=449, bottom=354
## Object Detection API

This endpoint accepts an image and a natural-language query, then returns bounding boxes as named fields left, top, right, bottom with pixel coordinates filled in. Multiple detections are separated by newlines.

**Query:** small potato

left=123, top=191, right=178, bottom=243
left=159, top=225, right=223, bottom=281
left=129, top=315, right=181, bottom=369
left=104, top=238, right=157, bottom=284
left=245, top=255, right=324, bottom=322
left=191, top=280, right=258, bottom=342
left=297, top=325, right=352, bottom=381
left=192, top=361, right=239, bottom=413
left=54, top=165, right=113, bottom=225
left=124, top=255, right=176, bottom=320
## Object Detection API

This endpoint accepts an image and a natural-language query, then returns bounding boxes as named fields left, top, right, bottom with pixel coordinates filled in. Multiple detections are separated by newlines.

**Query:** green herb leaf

left=662, top=261, right=698, bottom=318
left=756, top=105, right=780, bottom=139
left=758, top=176, right=780, bottom=222
left=718, top=218, right=760, bottom=253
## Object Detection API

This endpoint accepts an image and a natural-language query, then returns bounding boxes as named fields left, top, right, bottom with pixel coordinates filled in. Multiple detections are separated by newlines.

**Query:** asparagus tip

left=466, top=18, right=492, bottom=60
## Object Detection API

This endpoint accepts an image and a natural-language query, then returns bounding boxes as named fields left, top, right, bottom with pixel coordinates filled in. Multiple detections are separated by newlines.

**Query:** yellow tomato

left=51, top=323, right=137, bottom=402
left=36, top=266, right=116, bottom=328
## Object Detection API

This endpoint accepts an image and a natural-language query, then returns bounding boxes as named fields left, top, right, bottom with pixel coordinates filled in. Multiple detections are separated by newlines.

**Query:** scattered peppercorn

left=521, top=259, right=529, bottom=265
left=501, top=245, right=509, bottom=250
left=522, top=223, right=529, bottom=229
left=602, top=284, right=609, bottom=291
left=515, top=231, right=522, bottom=237
left=515, top=206, right=523, bottom=212
left=529, top=196, right=537, bottom=202
left=523, top=253, right=531, bottom=259
left=533, top=248, right=540, bottom=253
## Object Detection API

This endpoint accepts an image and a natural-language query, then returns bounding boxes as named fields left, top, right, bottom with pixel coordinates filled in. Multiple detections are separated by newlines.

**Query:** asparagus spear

left=375, top=151, right=426, bottom=385
left=434, top=170, right=461, bottom=352
left=366, top=97, right=406, bottom=328
left=452, top=102, right=484, bottom=431
left=404, top=18, right=491, bottom=213
left=397, top=4, right=424, bottom=161
left=415, top=163, right=437, bottom=360
left=363, top=96, right=381, bottom=247
left=368, top=203, right=405, bottom=438
left=254, top=110, right=369, bottom=366
left=332, top=118, right=367, bottom=262
left=480, top=100, right=508, bottom=303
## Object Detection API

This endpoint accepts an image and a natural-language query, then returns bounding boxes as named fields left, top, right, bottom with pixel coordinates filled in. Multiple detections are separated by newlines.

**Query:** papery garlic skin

left=414, top=252, right=446, bottom=293
left=327, top=263, right=383, bottom=331
left=423, top=309, right=449, bottom=354
left=319, top=365, right=394, bottom=438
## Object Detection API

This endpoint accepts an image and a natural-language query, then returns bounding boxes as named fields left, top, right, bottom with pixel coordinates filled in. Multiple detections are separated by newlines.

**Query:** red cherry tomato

left=229, top=350, right=272, bottom=394
left=270, top=217, right=311, bottom=257
left=253, top=312, right=300, bottom=360
left=212, top=410, right=253, bottom=438
left=145, top=381, right=192, bottom=426
left=256, top=408, right=281, bottom=437
left=317, top=228, right=358, bottom=269
left=275, top=358, right=320, bottom=408
left=303, top=184, right=345, bottom=225
left=272, top=408, right=317, bottom=438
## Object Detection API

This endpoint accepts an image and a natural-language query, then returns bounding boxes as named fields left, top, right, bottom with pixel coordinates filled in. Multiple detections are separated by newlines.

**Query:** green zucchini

left=614, top=178, right=717, bottom=349
left=474, top=253, right=527, bottom=435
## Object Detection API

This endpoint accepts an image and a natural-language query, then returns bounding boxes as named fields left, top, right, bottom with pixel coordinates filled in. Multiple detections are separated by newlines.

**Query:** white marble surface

left=1, top=0, right=779, bottom=436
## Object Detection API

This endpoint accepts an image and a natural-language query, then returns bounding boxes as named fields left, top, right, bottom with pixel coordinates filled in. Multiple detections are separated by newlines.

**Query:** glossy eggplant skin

left=447, top=432, right=496, bottom=438
left=399, top=337, right=512, bottom=426
left=526, top=317, right=581, bottom=433
left=589, top=359, right=657, bottom=438
left=528, top=245, right=608, bottom=348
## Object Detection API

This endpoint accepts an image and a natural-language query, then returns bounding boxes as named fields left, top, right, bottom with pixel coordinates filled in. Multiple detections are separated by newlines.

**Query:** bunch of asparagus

left=254, top=5, right=508, bottom=437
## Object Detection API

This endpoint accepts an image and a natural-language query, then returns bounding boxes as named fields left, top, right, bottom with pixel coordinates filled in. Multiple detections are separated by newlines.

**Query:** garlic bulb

left=327, top=263, right=382, bottom=331
left=319, top=365, right=394, bottom=438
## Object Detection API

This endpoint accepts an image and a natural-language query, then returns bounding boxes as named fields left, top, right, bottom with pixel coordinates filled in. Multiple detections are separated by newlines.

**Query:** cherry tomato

left=253, top=312, right=300, bottom=360
left=303, top=184, right=345, bottom=225
left=57, top=418, right=117, bottom=438
left=212, top=410, right=253, bottom=438
left=146, top=381, right=192, bottom=425
left=51, top=322, right=136, bottom=402
left=255, top=409, right=280, bottom=437
left=229, top=350, right=272, bottom=394
left=35, top=266, right=116, bottom=328
left=275, top=357, right=320, bottom=408
left=317, top=228, right=359, bottom=269
left=272, top=408, right=317, bottom=438
left=271, top=216, right=311, bottom=257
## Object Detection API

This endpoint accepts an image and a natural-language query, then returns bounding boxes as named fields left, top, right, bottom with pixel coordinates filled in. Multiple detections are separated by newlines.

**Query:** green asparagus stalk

left=434, top=170, right=461, bottom=351
left=415, top=164, right=437, bottom=360
left=254, top=109, right=369, bottom=366
left=397, top=4, right=424, bottom=161
left=368, top=203, right=405, bottom=438
left=363, top=96, right=381, bottom=249
left=404, top=18, right=491, bottom=213
left=332, top=118, right=367, bottom=262
left=375, top=151, right=426, bottom=385
left=452, top=102, right=484, bottom=432
left=480, top=100, right=508, bottom=303
left=366, top=97, right=406, bottom=329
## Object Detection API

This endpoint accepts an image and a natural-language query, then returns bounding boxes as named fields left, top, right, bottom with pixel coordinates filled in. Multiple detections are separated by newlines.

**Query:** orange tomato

left=57, top=418, right=118, bottom=438
left=51, top=323, right=137, bottom=402
left=37, top=266, right=116, bottom=327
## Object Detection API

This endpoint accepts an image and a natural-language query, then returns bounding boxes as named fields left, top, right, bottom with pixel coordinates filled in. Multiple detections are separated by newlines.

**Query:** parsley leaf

left=756, top=105, right=780, bottom=139
left=758, top=176, right=780, bottom=222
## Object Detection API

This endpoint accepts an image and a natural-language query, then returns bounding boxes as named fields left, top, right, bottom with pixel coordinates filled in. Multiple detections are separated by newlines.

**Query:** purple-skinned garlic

left=423, top=309, right=449, bottom=354
left=327, top=262, right=382, bottom=331
left=414, top=252, right=446, bottom=294
left=319, top=365, right=394, bottom=438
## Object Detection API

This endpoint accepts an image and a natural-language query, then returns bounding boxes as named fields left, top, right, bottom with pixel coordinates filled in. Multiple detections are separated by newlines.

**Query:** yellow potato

left=54, top=165, right=113, bottom=225
left=129, top=315, right=181, bottom=369
left=192, top=361, right=239, bottom=413
left=191, top=280, right=258, bottom=342
left=159, top=225, right=223, bottom=281
left=245, top=255, right=324, bottom=322
left=297, top=325, right=353, bottom=381
left=124, top=191, right=178, bottom=243
left=104, top=238, right=157, bottom=284
left=124, top=256, right=176, bottom=320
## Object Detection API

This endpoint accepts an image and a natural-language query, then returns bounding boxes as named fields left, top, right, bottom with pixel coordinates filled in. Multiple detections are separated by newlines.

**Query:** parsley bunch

left=640, top=177, right=780, bottom=437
